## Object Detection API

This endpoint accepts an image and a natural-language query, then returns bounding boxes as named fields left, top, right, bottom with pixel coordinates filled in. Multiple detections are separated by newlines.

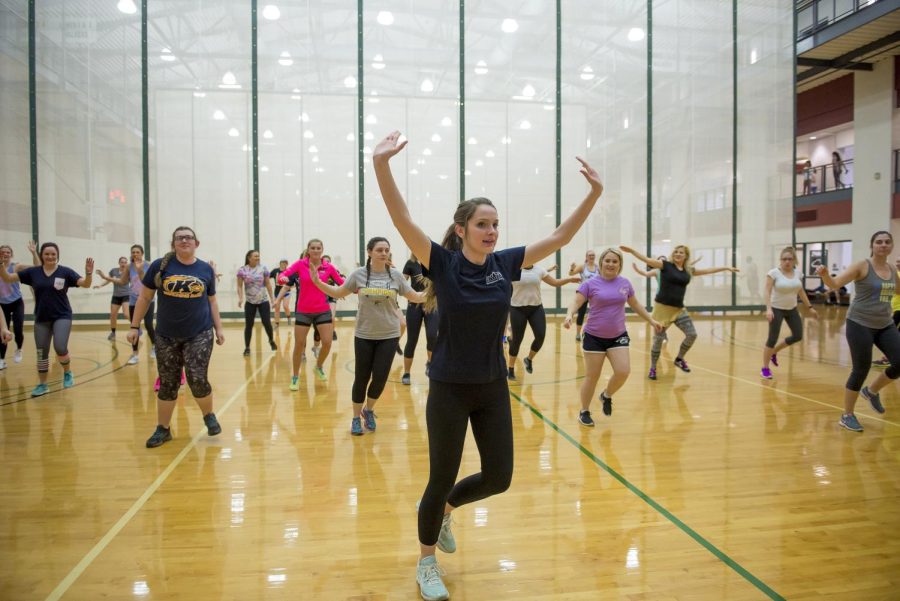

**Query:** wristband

left=130, top=326, right=140, bottom=330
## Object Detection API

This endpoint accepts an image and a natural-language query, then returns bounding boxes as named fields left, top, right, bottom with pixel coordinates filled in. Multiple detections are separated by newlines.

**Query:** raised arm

left=621, top=246, right=663, bottom=270
left=523, top=158, right=603, bottom=267
left=373, top=132, right=432, bottom=268
left=308, top=262, right=352, bottom=299
left=692, top=265, right=739, bottom=277
left=631, top=263, right=658, bottom=279
left=76, top=258, right=94, bottom=288
left=541, top=273, right=580, bottom=288
left=27, top=240, right=40, bottom=265
left=568, top=261, right=583, bottom=276
left=817, top=260, right=864, bottom=290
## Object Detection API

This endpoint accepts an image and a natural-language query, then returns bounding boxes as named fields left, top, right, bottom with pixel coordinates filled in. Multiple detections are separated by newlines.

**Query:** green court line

left=508, top=390, right=786, bottom=601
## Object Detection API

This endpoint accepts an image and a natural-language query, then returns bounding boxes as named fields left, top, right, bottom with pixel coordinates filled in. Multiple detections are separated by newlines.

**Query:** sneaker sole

left=839, top=421, right=863, bottom=433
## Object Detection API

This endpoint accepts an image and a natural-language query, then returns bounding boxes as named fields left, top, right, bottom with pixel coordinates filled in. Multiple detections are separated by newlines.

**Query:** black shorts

left=295, top=311, right=333, bottom=327
left=583, top=331, right=630, bottom=353
left=111, top=295, right=129, bottom=306
left=327, top=296, right=337, bottom=305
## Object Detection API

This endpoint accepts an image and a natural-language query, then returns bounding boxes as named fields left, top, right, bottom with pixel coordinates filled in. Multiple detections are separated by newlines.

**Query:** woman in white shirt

left=506, top=265, right=580, bottom=380
left=761, top=246, right=817, bottom=379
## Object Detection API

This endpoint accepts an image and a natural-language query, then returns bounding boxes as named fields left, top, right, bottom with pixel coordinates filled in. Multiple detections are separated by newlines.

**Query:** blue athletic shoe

left=415, top=501, right=456, bottom=553
left=861, top=386, right=885, bottom=414
left=350, top=417, right=364, bottom=436
left=31, top=383, right=49, bottom=397
left=840, top=413, right=863, bottom=432
left=361, top=408, right=377, bottom=431
left=63, top=371, right=74, bottom=388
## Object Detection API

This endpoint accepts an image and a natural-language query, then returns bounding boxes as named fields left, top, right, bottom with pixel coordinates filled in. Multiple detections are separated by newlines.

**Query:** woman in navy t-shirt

left=128, top=226, right=225, bottom=449
left=0, top=242, right=93, bottom=397
left=373, top=131, right=604, bottom=601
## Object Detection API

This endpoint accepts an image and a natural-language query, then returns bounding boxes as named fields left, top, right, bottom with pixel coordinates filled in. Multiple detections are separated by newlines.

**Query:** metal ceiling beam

left=796, top=57, right=872, bottom=70
left=797, top=28, right=900, bottom=82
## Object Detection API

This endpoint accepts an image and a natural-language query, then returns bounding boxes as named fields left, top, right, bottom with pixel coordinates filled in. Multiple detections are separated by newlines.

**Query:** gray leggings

left=845, top=319, right=900, bottom=392
left=650, top=312, right=697, bottom=368
left=766, top=307, right=803, bottom=349
left=33, top=319, right=72, bottom=373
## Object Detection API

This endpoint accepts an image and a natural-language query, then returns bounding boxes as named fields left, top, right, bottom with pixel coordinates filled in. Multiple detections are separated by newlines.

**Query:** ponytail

left=155, top=252, right=175, bottom=288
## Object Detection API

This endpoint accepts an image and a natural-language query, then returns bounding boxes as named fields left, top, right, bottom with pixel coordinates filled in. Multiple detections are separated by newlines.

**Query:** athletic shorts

left=111, top=295, right=129, bottom=306
left=583, top=331, right=630, bottom=353
left=295, top=311, right=333, bottom=327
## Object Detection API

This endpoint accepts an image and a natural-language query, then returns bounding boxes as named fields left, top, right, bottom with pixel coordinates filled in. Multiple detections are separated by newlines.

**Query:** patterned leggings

left=650, top=312, right=697, bottom=368
left=155, top=329, right=214, bottom=401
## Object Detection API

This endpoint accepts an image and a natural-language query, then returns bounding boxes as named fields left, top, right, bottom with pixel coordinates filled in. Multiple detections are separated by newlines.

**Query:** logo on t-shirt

left=618, top=285, right=631, bottom=297
left=162, top=275, right=206, bottom=299
left=486, top=272, right=504, bottom=285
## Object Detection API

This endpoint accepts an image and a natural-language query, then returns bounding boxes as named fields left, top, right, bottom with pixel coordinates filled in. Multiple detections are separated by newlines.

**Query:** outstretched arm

left=693, top=265, right=739, bottom=277
left=621, top=246, right=663, bottom=270
left=308, top=263, right=352, bottom=299
left=541, top=273, right=580, bottom=287
left=373, top=132, right=432, bottom=268
left=631, top=263, right=658, bottom=279
left=817, top=261, right=864, bottom=290
left=523, top=158, right=603, bottom=267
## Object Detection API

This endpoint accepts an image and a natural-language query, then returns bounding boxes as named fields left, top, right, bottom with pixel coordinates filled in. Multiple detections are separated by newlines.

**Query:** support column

left=851, top=59, right=893, bottom=261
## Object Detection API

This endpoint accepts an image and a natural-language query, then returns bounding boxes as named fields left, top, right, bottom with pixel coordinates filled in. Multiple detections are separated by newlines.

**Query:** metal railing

left=796, top=0, right=878, bottom=41
left=796, top=158, right=854, bottom=196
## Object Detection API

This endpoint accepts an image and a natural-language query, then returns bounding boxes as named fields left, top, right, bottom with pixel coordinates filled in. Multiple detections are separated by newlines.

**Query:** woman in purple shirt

left=564, top=248, right=661, bottom=426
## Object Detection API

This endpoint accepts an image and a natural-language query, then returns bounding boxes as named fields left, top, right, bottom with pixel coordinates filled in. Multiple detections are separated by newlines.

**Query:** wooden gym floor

left=1, top=306, right=898, bottom=600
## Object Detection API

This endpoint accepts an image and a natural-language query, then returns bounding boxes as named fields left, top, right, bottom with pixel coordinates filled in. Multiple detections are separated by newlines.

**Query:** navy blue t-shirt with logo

left=17, top=266, right=82, bottom=322
left=424, top=240, right=525, bottom=383
left=142, top=257, right=216, bottom=338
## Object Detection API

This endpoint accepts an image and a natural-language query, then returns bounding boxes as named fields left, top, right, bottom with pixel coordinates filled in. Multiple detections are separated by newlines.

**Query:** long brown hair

left=156, top=226, right=197, bottom=288
left=422, top=198, right=496, bottom=313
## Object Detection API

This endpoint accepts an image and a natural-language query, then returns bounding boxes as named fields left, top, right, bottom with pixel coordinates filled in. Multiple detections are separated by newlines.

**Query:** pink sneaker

left=761, top=367, right=773, bottom=380
left=153, top=377, right=161, bottom=392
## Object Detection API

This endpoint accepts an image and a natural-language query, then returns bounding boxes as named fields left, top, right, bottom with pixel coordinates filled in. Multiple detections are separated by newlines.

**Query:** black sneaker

left=674, top=358, right=691, bottom=373
left=332, top=331, right=338, bottom=341
left=507, top=367, right=516, bottom=381
left=523, top=357, right=533, bottom=374
left=269, top=340, right=277, bottom=351
left=203, top=412, right=222, bottom=436
left=243, top=348, right=251, bottom=357
left=146, top=425, right=172, bottom=448
left=401, top=373, right=411, bottom=385
left=600, top=392, right=612, bottom=416
left=425, top=361, right=431, bottom=377
left=578, top=410, right=594, bottom=427
left=396, top=343, right=403, bottom=356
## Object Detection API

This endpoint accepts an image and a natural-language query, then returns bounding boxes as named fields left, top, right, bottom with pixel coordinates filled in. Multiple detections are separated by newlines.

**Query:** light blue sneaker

left=415, top=500, right=456, bottom=553
left=314, top=366, right=327, bottom=382
left=416, top=555, right=449, bottom=601
left=350, top=417, right=364, bottom=436
left=31, top=383, right=49, bottom=397
left=63, top=371, right=74, bottom=388
left=361, top=408, right=377, bottom=431
left=840, top=413, right=863, bottom=432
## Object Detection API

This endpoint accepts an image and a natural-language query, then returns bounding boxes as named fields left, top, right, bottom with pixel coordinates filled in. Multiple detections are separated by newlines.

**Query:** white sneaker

left=312, top=346, right=321, bottom=359
left=13, top=349, right=22, bottom=363
left=0, top=359, right=6, bottom=370
left=127, top=354, right=139, bottom=365
left=149, top=345, right=156, bottom=359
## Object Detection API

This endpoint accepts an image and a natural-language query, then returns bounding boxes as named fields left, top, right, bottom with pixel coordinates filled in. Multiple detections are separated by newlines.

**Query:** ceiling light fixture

left=262, top=5, right=281, bottom=20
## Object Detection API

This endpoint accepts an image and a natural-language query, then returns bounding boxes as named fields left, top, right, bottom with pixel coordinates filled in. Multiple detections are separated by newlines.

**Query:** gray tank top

left=581, top=264, right=599, bottom=281
left=847, top=260, right=896, bottom=329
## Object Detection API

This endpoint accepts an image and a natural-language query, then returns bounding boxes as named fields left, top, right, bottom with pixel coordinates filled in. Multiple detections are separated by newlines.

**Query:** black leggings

left=403, top=303, right=437, bottom=358
left=508, top=304, right=546, bottom=357
left=0, top=298, right=25, bottom=358
left=352, top=336, right=398, bottom=404
left=765, top=307, right=803, bottom=349
left=418, top=377, right=513, bottom=546
left=156, top=328, right=214, bottom=401
left=576, top=301, right=588, bottom=327
left=845, top=319, right=900, bottom=391
left=244, top=301, right=274, bottom=347
left=130, top=302, right=156, bottom=351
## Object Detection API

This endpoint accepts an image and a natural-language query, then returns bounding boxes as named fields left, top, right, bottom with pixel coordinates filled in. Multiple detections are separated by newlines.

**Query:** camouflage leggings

left=155, top=328, right=214, bottom=401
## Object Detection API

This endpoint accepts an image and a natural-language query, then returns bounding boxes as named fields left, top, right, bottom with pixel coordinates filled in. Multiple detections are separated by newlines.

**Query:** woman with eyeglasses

left=760, top=247, right=817, bottom=379
left=129, top=227, right=224, bottom=448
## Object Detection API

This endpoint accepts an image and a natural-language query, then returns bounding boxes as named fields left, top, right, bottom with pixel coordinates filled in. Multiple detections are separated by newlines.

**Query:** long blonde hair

left=670, top=244, right=692, bottom=274
left=421, top=197, right=496, bottom=313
